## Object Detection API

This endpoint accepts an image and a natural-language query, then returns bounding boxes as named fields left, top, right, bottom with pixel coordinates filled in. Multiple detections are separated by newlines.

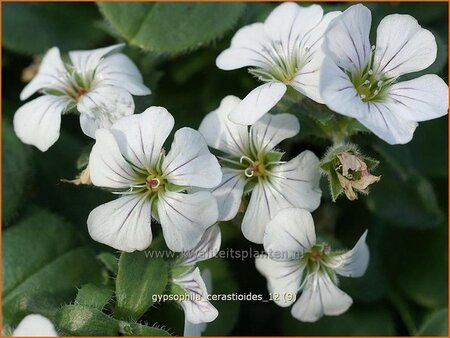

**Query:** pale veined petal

left=292, top=11, right=341, bottom=104
left=299, top=11, right=342, bottom=58
left=69, top=43, right=124, bottom=75
left=13, top=95, right=69, bottom=152
left=162, top=128, right=222, bottom=189
left=198, top=95, right=250, bottom=157
left=229, top=82, right=287, bottom=125
left=13, top=314, right=58, bottom=337
left=359, top=101, right=418, bottom=145
left=157, top=191, right=218, bottom=252
left=210, top=168, right=246, bottom=221
left=77, top=85, right=134, bottom=138
left=290, top=4, right=324, bottom=51
left=263, top=208, right=316, bottom=261
left=255, top=255, right=303, bottom=307
left=264, top=2, right=301, bottom=46
left=326, top=230, right=369, bottom=278
left=20, top=47, right=67, bottom=100
left=374, top=14, right=437, bottom=77
left=174, top=267, right=218, bottom=324
left=269, top=150, right=322, bottom=212
left=291, top=272, right=353, bottom=322
left=241, top=181, right=291, bottom=244
left=250, top=113, right=300, bottom=154
left=87, top=194, right=152, bottom=252
left=320, top=57, right=369, bottom=119
left=110, top=106, right=174, bottom=170
left=216, top=23, right=270, bottom=70
left=183, top=269, right=212, bottom=336
left=89, top=129, right=136, bottom=189
left=387, top=74, right=449, bottom=122
left=179, top=225, right=221, bottom=266
left=96, top=53, right=151, bottom=96
left=323, top=4, right=372, bottom=73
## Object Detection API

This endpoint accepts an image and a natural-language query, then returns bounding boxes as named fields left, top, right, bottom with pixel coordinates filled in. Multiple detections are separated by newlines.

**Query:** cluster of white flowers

left=12, top=1, right=448, bottom=333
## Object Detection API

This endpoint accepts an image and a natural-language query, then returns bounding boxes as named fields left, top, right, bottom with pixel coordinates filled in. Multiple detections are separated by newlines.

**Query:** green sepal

left=170, top=264, right=193, bottom=279
left=119, top=321, right=172, bottom=336
left=56, top=304, right=119, bottom=336
left=75, top=284, right=113, bottom=310
left=114, top=252, right=168, bottom=321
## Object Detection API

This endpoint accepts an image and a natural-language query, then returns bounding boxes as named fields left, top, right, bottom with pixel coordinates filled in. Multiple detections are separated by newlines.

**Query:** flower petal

left=229, top=82, right=287, bottom=125
left=374, top=14, right=437, bottom=77
left=13, top=95, right=69, bottom=152
left=20, top=47, right=67, bottom=100
left=216, top=23, right=270, bottom=70
left=263, top=208, right=316, bottom=261
left=292, top=11, right=341, bottom=104
left=359, top=102, right=418, bottom=144
left=323, top=4, right=372, bottom=73
left=250, top=113, right=300, bottom=155
left=210, top=168, right=246, bottom=221
left=291, top=272, right=353, bottom=322
left=198, top=95, right=250, bottom=157
left=162, top=128, right=222, bottom=189
left=157, top=191, right=218, bottom=252
left=96, top=53, right=151, bottom=96
left=110, top=106, right=174, bottom=170
left=241, top=181, right=290, bottom=244
left=89, top=129, right=136, bottom=189
left=174, top=267, right=218, bottom=324
left=183, top=269, right=212, bottom=336
left=255, top=255, right=303, bottom=307
left=320, top=58, right=369, bottom=119
left=269, top=150, right=322, bottom=212
left=264, top=2, right=302, bottom=46
left=326, top=230, right=369, bottom=278
left=87, top=194, right=152, bottom=252
left=180, top=225, right=221, bottom=266
left=77, top=85, right=134, bottom=138
left=69, top=43, right=124, bottom=75
left=388, top=74, right=449, bottom=122
left=13, top=314, right=58, bottom=337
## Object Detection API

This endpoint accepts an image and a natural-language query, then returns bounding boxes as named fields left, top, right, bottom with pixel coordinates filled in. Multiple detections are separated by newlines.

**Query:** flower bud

left=320, top=144, right=380, bottom=201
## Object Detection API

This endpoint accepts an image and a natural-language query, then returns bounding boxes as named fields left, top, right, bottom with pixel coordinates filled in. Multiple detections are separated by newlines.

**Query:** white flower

left=183, top=270, right=212, bottom=336
left=173, top=225, right=220, bottom=325
left=12, top=314, right=58, bottom=336
left=320, top=4, right=448, bottom=145
left=87, top=107, right=222, bottom=252
left=216, top=3, right=341, bottom=125
left=256, top=208, right=369, bottom=322
left=14, top=44, right=151, bottom=151
left=198, top=96, right=321, bottom=244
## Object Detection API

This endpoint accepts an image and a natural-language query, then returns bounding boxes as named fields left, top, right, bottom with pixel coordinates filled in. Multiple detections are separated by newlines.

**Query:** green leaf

left=2, top=118, right=31, bottom=225
left=98, top=2, right=245, bottom=54
left=119, top=322, right=172, bottom=336
left=2, top=3, right=106, bottom=54
left=56, top=304, right=119, bottom=336
left=115, top=252, right=168, bottom=320
left=417, top=308, right=448, bottom=336
left=97, top=252, right=119, bottom=275
left=282, top=304, right=395, bottom=335
left=75, top=284, right=113, bottom=310
left=2, top=208, right=103, bottom=326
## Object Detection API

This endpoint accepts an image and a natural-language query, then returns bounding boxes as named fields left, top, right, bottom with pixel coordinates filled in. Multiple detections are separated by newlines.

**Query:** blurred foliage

left=2, top=2, right=448, bottom=336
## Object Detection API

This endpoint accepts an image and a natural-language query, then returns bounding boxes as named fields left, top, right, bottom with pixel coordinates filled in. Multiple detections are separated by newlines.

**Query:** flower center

left=244, top=161, right=266, bottom=178
left=249, top=41, right=302, bottom=84
left=350, top=47, right=394, bottom=103
left=146, top=175, right=165, bottom=192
